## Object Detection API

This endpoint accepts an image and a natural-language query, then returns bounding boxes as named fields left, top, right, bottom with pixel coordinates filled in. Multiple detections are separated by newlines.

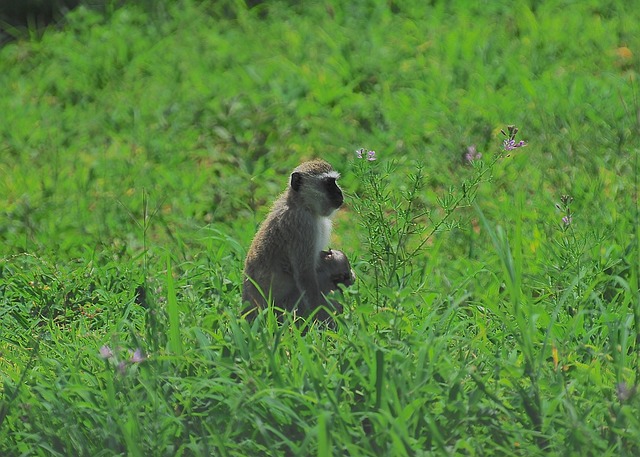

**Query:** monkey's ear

left=290, top=172, right=303, bottom=191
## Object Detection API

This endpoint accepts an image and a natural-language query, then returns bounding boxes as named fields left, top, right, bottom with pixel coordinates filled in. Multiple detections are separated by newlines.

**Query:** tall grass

left=1, top=0, right=639, bottom=455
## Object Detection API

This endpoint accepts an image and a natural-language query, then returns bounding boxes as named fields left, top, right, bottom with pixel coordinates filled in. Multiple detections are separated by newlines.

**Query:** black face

left=324, top=177, right=343, bottom=208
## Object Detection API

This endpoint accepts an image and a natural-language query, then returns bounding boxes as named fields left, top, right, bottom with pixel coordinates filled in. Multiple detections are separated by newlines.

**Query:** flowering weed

left=351, top=127, right=521, bottom=307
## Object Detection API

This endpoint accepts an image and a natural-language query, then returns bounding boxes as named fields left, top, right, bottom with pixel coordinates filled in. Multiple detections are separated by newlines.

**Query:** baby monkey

left=242, top=160, right=354, bottom=321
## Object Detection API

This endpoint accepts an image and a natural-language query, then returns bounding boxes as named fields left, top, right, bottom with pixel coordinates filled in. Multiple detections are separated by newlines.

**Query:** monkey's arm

left=291, top=260, right=325, bottom=314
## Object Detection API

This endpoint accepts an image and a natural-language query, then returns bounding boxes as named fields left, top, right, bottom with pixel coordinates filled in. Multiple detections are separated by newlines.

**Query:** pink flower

left=356, top=148, right=377, bottom=161
left=99, top=345, right=114, bottom=360
left=465, top=145, right=482, bottom=163
left=503, top=139, right=527, bottom=151
left=500, top=125, right=527, bottom=151
left=130, top=348, right=145, bottom=363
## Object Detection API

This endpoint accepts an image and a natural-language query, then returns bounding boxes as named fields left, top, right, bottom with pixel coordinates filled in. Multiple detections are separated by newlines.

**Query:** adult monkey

left=242, top=160, right=354, bottom=321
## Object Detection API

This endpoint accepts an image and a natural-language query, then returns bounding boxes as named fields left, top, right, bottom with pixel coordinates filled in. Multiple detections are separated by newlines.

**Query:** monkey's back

left=243, top=193, right=316, bottom=308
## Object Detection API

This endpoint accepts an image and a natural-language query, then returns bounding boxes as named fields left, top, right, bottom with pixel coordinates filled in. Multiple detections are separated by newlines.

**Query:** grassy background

left=1, top=0, right=639, bottom=455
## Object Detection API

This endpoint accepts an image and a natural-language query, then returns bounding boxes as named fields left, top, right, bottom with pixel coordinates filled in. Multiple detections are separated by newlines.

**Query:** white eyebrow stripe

left=319, top=171, right=340, bottom=179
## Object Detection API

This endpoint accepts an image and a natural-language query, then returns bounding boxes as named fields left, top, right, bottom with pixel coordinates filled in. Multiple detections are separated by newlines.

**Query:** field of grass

left=1, top=0, right=640, bottom=455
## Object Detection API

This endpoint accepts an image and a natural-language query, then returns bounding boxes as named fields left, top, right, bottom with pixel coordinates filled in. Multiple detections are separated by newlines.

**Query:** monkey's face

left=310, top=175, right=343, bottom=217
left=323, top=176, right=344, bottom=210
left=291, top=169, right=343, bottom=217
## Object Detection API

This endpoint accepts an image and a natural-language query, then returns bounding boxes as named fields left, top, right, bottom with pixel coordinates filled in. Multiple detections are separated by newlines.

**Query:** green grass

left=1, top=0, right=639, bottom=455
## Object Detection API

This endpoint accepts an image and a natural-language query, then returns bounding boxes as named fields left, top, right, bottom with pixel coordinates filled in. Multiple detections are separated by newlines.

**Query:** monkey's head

left=319, top=249, right=355, bottom=289
left=290, top=160, right=343, bottom=216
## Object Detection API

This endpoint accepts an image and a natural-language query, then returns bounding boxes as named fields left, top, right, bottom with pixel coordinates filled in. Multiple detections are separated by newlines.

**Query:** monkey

left=317, top=249, right=355, bottom=295
left=243, top=248, right=355, bottom=321
left=280, top=249, right=355, bottom=314
left=242, top=160, right=353, bottom=321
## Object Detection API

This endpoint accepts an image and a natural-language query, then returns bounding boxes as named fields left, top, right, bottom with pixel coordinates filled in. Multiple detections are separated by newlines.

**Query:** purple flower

left=562, top=215, right=572, bottom=226
left=500, top=125, right=527, bottom=152
left=99, top=345, right=114, bottom=360
left=465, top=145, right=482, bottom=163
left=503, top=139, right=527, bottom=151
left=356, top=148, right=377, bottom=161
left=130, top=348, right=145, bottom=363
